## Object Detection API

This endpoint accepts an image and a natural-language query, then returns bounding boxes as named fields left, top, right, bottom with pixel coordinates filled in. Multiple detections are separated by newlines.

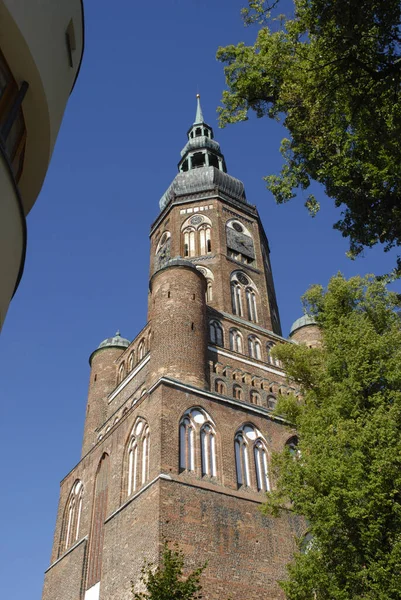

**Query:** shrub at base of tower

left=132, top=541, right=207, bottom=600
left=217, top=1, right=401, bottom=269
left=264, top=274, right=401, bottom=600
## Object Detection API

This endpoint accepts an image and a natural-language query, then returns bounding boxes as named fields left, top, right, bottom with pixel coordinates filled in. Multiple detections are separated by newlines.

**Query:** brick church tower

left=42, top=96, right=305, bottom=600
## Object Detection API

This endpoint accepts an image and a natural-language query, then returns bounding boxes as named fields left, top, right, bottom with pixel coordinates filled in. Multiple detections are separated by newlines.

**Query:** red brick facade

left=42, top=106, right=308, bottom=600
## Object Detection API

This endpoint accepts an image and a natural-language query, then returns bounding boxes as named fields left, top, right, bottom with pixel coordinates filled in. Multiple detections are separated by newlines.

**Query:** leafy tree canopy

left=265, top=274, right=401, bottom=599
left=217, top=1, right=401, bottom=265
left=132, top=541, right=207, bottom=600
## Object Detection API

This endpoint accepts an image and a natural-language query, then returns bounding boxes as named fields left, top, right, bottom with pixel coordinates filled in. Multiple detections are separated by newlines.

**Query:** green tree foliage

left=265, top=274, right=401, bottom=599
left=132, top=541, right=207, bottom=600
left=217, top=1, right=401, bottom=264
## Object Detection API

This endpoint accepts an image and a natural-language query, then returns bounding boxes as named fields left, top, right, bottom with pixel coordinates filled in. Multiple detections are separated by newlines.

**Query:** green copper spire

left=194, top=93, right=204, bottom=124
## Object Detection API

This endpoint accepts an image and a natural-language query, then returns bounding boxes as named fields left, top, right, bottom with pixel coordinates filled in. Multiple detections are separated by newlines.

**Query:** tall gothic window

left=183, top=227, right=196, bottom=257
left=266, top=341, right=280, bottom=366
left=246, top=288, right=258, bottom=322
left=209, top=320, right=224, bottom=346
left=58, top=480, right=84, bottom=556
left=138, top=339, right=145, bottom=361
left=126, top=418, right=150, bottom=497
left=234, top=425, right=270, bottom=491
left=196, top=266, right=214, bottom=303
left=229, top=328, right=243, bottom=353
left=230, top=272, right=258, bottom=322
left=181, top=215, right=212, bottom=257
left=231, top=281, right=243, bottom=316
left=179, top=407, right=216, bottom=477
left=248, top=335, right=262, bottom=360
left=118, top=362, right=125, bottom=384
left=128, top=351, right=134, bottom=372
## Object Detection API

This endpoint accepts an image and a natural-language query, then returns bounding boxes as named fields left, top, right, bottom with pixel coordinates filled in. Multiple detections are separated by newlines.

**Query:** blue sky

left=1, top=1, right=400, bottom=598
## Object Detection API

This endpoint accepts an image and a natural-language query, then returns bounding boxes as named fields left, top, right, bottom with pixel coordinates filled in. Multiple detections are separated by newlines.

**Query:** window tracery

left=181, top=215, right=212, bottom=257
left=196, top=266, right=214, bottom=303
left=209, top=320, right=224, bottom=347
left=125, top=418, right=150, bottom=497
left=179, top=407, right=216, bottom=477
left=229, top=328, right=243, bottom=353
left=234, top=425, right=270, bottom=492
left=248, top=336, right=262, bottom=360
left=230, top=272, right=259, bottom=322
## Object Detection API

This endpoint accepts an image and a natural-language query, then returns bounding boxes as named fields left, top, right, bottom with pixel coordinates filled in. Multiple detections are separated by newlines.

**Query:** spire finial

left=194, top=93, right=204, bottom=124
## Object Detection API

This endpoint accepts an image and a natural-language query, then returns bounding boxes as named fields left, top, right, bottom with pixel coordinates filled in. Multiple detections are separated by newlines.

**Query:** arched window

left=179, top=407, right=216, bottom=477
left=128, top=352, right=134, bottom=372
left=199, top=225, right=212, bottom=255
left=235, top=433, right=250, bottom=487
left=229, top=329, right=243, bottom=353
left=250, top=390, right=261, bottom=405
left=254, top=440, right=270, bottom=492
left=118, top=363, right=125, bottom=384
left=181, top=215, right=212, bottom=257
left=267, top=395, right=276, bottom=410
left=266, top=341, right=280, bottom=366
left=200, top=424, right=216, bottom=476
left=156, top=231, right=171, bottom=254
left=248, top=336, right=261, bottom=360
left=215, top=379, right=226, bottom=394
left=246, top=288, right=258, bottom=322
left=138, top=340, right=145, bottom=361
left=183, top=227, right=196, bottom=257
left=230, top=272, right=258, bottom=321
left=231, top=281, right=243, bottom=316
left=59, top=480, right=84, bottom=556
left=286, top=436, right=299, bottom=458
left=233, top=384, right=243, bottom=400
left=196, top=266, right=214, bottom=303
left=234, top=425, right=270, bottom=491
left=125, top=418, right=150, bottom=497
left=209, top=320, right=223, bottom=346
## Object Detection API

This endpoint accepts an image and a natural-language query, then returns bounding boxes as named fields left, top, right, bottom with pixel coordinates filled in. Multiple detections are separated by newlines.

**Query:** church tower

left=42, top=97, right=303, bottom=600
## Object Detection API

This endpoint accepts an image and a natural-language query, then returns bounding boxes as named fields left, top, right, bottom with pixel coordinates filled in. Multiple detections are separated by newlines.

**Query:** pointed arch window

left=181, top=215, right=212, bottom=258
left=126, top=418, right=150, bottom=497
left=179, top=407, right=217, bottom=478
left=230, top=328, right=243, bottom=353
left=233, top=384, right=243, bottom=400
left=183, top=227, right=196, bottom=257
left=234, top=425, right=270, bottom=491
left=209, top=320, right=223, bottom=347
left=230, top=272, right=258, bottom=321
left=59, top=480, right=84, bottom=556
left=266, top=341, right=280, bottom=366
left=199, top=225, right=212, bottom=255
left=248, top=336, right=261, bottom=360
left=231, top=281, right=243, bottom=316
left=254, top=440, right=270, bottom=492
left=215, top=379, right=226, bottom=394
left=128, top=351, right=134, bottom=372
left=246, top=288, right=258, bottom=322
left=201, top=424, right=216, bottom=476
left=250, top=390, right=261, bottom=405
left=118, top=362, right=125, bottom=384
left=138, top=339, right=145, bottom=361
